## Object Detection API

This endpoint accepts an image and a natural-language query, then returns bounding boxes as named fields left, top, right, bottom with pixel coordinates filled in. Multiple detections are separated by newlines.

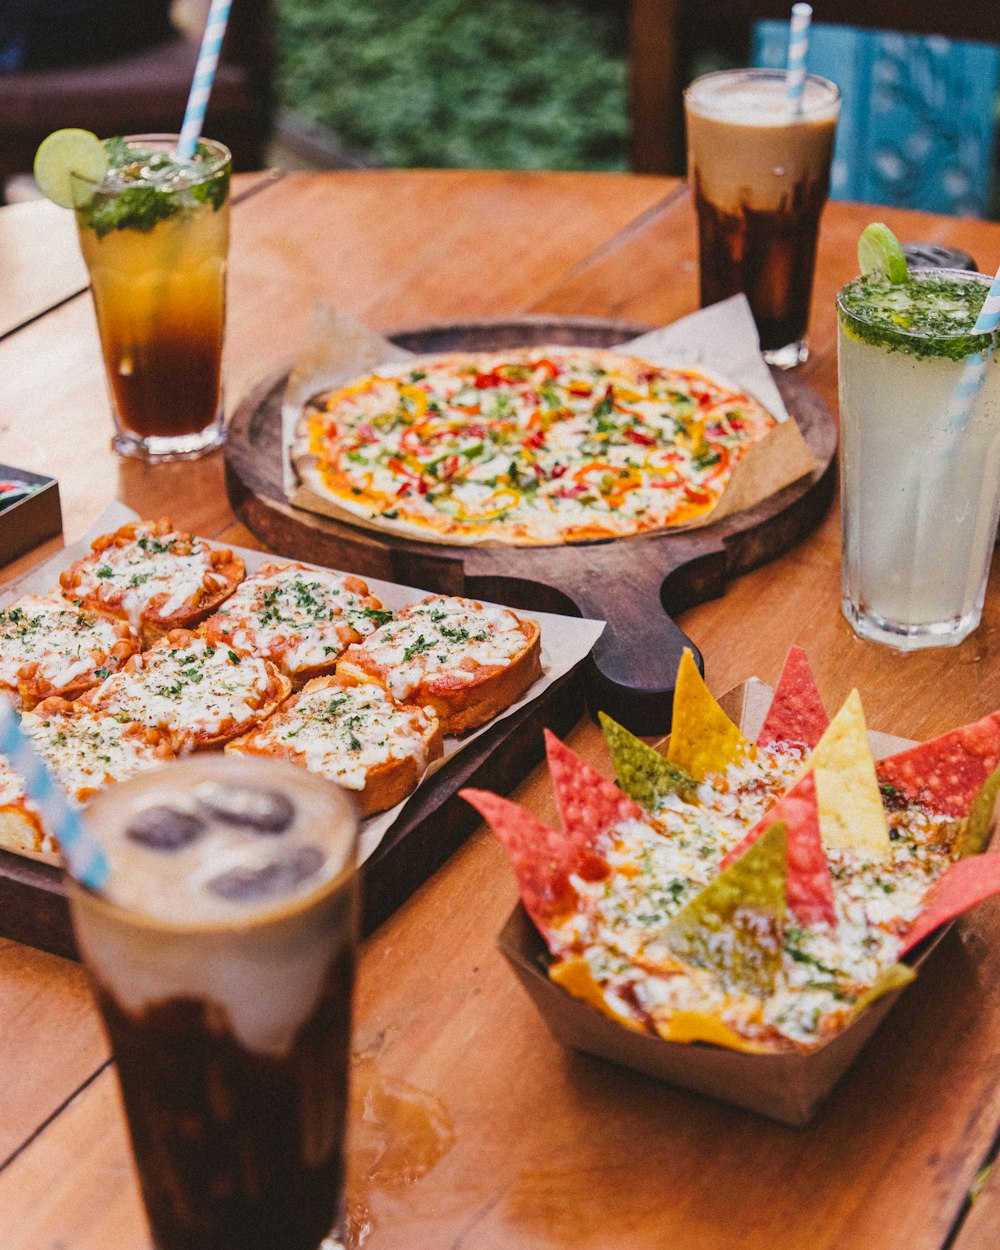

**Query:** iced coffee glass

left=73, top=134, right=231, bottom=461
left=685, top=69, right=840, bottom=368
left=69, top=755, right=359, bottom=1250
left=837, top=268, right=1000, bottom=650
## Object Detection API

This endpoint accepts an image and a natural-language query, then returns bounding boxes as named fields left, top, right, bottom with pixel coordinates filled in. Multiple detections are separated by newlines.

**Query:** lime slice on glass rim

left=33, top=129, right=108, bottom=209
left=857, top=222, right=908, bottom=284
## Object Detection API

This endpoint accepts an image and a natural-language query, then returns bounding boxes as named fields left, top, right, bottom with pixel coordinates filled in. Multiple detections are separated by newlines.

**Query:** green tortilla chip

left=663, top=820, right=788, bottom=997
left=598, top=712, right=698, bottom=808
left=851, top=961, right=917, bottom=1015
left=950, top=762, right=1000, bottom=858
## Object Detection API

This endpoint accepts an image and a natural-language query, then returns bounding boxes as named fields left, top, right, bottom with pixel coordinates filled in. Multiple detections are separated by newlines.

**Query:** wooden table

left=1, top=169, right=999, bottom=1250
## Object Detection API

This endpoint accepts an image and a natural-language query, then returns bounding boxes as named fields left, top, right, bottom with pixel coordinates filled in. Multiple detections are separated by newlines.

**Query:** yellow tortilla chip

left=804, top=690, right=889, bottom=856
left=654, top=1010, right=774, bottom=1054
left=666, top=649, right=751, bottom=781
left=549, top=958, right=648, bottom=1033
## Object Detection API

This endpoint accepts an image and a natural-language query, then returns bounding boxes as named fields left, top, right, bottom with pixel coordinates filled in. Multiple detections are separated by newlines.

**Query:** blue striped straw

left=786, top=3, right=813, bottom=114
left=0, top=700, right=108, bottom=890
left=944, top=264, right=1000, bottom=437
left=176, top=0, right=233, bottom=162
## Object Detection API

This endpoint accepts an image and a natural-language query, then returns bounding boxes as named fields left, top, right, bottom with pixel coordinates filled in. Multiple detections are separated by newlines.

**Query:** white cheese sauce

left=243, top=682, right=436, bottom=792
left=90, top=638, right=275, bottom=745
left=208, top=566, right=388, bottom=676
left=353, top=596, right=528, bottom=702
left=69, top=525, right=216, bottom=629
left=0, top=594, right=129, bottom=696
left=552, top=749, right=955, bottom=1048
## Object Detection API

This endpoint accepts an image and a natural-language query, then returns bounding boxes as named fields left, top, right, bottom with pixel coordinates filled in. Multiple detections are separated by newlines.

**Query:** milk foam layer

left=72, top=755, right=358, bottom=1055
left=685, top=70, right=839, bottom=214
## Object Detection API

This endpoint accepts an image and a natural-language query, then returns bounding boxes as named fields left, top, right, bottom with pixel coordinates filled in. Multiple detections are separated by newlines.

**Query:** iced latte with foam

left=685, top=69, right=840, bottom=368
left=69, top=755, right=359, bottom=1250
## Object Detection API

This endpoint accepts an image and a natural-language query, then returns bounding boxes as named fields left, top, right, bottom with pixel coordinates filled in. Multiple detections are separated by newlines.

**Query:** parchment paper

left=0, top=503, right=605, bottom=866
left=282, top=296, right=817, bottom=535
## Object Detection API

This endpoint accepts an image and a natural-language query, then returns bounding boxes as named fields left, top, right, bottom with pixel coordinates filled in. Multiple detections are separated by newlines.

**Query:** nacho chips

left=463, top=648, right=1000, bottom=1055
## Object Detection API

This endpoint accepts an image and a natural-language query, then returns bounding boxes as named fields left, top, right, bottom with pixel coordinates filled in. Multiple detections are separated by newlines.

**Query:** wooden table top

left=0, top=169, right=998, bottom=1250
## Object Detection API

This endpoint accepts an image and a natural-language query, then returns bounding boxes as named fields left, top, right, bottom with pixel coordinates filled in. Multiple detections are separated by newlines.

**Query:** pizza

left=0, top=592, right=141, bottom=709
left=80, top=629, right=292, bottom=753
left=200, top=561, right=391, bottom=686
left=462, top=648, right=1000, bottom=1054
left=227, top=674, right=444, bottom=817
left=59, top=517, right=245, bottom=645
left=0, top=524, right=546, bottom=861
left=337, top=594, right=543, bottom=734
left=0, top=701, right=174, bottom=862
left=293, top=346, right=778, bottom=546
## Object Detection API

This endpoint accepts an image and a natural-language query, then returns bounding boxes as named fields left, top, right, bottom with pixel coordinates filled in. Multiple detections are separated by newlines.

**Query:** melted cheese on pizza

left=238, top=681, right=437, bottom=792
left=61, top=523, right=220, bottom=630
left=19, top=709, right=172, bottom=803
left=0, top=710, right=172, bottom=856
left=203, top=564, right=391, bottom=677
left=87, top=636, right=280, bottom=748
left=300, top=348, right=778, bottom=545
left=0, top=594, right=135, bottom=701
left=346, top=595, right=533, bottom=703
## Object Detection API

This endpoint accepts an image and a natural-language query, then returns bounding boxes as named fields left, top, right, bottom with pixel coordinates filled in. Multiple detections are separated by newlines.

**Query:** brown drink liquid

left=70, top=756, right=359, bottom=1250
left=74, top=135, right=230, bottom=459
left=685, top=70, right=840, bottom=366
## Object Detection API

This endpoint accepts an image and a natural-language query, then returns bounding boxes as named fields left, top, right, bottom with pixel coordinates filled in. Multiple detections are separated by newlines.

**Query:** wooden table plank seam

left=0, top=1055, right=112, bottom=1176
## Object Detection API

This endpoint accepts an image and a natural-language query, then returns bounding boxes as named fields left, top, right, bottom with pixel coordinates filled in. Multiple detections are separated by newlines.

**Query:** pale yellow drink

left=837, top=270, right=1000, bottom=648
left=74, top=135, right=231, bottom=460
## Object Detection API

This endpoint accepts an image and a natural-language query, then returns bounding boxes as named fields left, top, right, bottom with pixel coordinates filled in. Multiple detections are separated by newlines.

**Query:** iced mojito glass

left=74, top=135, right=231, bottom=461
left=837, top=268, right=1000, bottom=649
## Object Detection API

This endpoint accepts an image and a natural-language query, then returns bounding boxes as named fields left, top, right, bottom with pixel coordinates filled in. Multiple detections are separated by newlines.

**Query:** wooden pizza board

left=224, top=315, right=837, bottom=736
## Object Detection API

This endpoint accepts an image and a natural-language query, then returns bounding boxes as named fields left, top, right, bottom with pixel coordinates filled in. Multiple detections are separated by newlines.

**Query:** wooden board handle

left=466, top=541, right=703, bottom=736
left=563, top=546, right=702, bottom=735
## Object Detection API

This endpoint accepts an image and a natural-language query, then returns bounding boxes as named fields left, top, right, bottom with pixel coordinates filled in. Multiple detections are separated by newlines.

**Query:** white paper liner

left=0, top=503, right=605, bottom=866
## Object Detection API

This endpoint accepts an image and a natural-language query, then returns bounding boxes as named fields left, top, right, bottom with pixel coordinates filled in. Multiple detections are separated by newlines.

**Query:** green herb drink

left=74, top=135, right=231, bottom=461
left=837, top=268, right=1000, bottom=649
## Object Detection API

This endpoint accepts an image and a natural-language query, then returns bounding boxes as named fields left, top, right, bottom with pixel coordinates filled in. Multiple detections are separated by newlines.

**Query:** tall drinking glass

left=837, top=268, right=1000, bottom=649
left=68, top=755, right=359, bottom=1250
left=685, top=69, right=840, bottom=369
left=73, top=134, right=231, bottom=461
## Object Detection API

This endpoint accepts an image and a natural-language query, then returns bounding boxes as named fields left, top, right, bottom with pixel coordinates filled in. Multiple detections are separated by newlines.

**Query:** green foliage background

left=274, top=0, right=630, bottom=171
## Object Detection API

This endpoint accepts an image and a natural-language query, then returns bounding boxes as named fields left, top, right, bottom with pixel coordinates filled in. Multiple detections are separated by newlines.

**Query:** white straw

left=0, top=701, right=108, bottom=890
left=177, top=0, right=233, bottom=162
left=944, top=263, right=1000, bottom=439
left=787, top=3, right=813, bottom=114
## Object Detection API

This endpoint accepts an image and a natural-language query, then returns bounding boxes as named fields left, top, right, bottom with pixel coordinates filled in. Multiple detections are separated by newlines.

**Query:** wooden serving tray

left=0, top=668, right=584, bottom=961
left=225, top=315, right=837, bottom=735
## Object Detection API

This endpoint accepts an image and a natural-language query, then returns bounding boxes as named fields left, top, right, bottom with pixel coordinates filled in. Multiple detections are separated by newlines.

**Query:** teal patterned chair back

left=753, top=21, right=1000, bottom=216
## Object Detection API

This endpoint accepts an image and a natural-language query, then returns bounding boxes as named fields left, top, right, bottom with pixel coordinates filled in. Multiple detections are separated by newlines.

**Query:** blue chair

left=753, top=22, right=1000, bottom=216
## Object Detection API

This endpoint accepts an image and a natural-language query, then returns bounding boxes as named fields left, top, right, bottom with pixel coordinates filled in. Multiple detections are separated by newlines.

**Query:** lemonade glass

left=837, top=268, right=1000, bottom=649
left=73, top=134, right=231, bottom=461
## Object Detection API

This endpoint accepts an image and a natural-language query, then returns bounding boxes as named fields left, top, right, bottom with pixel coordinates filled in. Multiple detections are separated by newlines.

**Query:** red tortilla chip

left=720, top=771, right=837, bottom=930
left=460, top=788, right=577, bottom=937
left=900, top=852, right=1000, bottom=954
left=757, top=645, right=829, bottom=750
left=544, top=729, right=646, bottom=840
left=876, top=710, right=1000, bottom=819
